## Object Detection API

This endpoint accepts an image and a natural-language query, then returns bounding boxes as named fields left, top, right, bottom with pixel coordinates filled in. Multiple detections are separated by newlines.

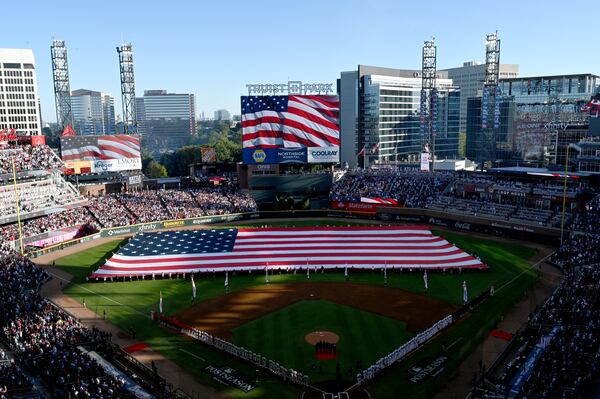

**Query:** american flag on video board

left=61, top=135, right=140, bottom=161
left=90, top=226, right=486, bottom=278
left=241, top=95, right=339, bottom=148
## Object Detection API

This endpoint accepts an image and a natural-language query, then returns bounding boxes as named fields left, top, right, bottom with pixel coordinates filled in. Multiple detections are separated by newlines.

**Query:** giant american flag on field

left=90, top=226, right=486, bottom=278
left=241, top=95, right=339, bottom=148
left=61, top=135, right=141, bottom=161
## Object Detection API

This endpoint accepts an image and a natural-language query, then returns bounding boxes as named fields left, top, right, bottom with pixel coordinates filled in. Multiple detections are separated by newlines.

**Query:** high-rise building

left=214, top=109, right=231, bottom=121
left=136, top=90, right=196, bottom=155
left=466, top=73, right=600, bottom=168
left=441, top=61, right=519, bottom=135
left=0, top=49, right=42, bottom=135
left=338, top=65, right=461, bottom=167
left=70, top=89, right=116, bottom=135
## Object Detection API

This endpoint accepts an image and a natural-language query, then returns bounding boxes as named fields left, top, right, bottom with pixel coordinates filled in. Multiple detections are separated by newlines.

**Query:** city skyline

left=3, top=0, right=598, bottom=125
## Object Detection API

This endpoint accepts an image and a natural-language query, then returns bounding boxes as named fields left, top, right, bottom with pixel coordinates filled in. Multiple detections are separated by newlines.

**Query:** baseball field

left=40, top=219, right=542, bottom=398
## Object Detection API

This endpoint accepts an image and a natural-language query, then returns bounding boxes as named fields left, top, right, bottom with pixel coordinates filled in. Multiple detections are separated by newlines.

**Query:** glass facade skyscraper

left=466, top=74, right=600, bottom=168
left=338, top=65, right=460, bottom=167
left=135, top=90, right=196, bottom=156
left=71, top=89, right=115, bottom=135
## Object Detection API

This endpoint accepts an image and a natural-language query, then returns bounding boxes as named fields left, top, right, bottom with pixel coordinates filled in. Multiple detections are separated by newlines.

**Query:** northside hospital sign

left=245, top=81, right=334, bottom=95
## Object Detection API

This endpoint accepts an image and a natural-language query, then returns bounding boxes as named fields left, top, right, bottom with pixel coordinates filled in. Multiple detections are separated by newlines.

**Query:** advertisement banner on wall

left=307, top=146, right=339, bottom=163
left=330, top=200, right=378, bottom=214
left=64, top=160, right=93, bottom=175
left=420, top=153, right=430, bottom=172
left=242, top=148, right=307, bottom=164
left=91, top=158, right=142, bottom=173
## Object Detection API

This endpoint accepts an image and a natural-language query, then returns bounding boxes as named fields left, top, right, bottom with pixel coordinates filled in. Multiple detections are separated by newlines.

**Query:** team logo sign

left=252, top=149, right=266, bottom=163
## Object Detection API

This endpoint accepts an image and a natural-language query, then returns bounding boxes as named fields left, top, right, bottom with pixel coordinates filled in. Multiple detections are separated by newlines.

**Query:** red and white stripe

left=360, top=197, right=399, bottom=205
left=242, top=95, right=340, bottom=149
left=90, top=226, right=487, bottom=278
left=62, top=135, right=140, bottom=161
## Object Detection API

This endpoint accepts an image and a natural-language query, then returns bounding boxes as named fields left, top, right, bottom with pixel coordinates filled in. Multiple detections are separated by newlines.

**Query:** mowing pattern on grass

left=175, top=282, right=456, bottom=340
left=232, top=300, right=415, bottom=383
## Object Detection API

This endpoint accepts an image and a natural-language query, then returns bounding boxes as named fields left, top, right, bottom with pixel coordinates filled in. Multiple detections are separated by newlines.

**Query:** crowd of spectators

left=0, top=254, right=139, bottom=398
left=157, top=189, right=205, bottom=219
left=331, top=171, right=452, bottom=208
left=0, top=145, right=63, bottom=175
left=86, top=195, right=137, bottom=228
left=330, top=171, right=598, bottom=228
left=481, top=265, right=600, bottom=398
left=571, top=194, right=600, bottom=233
left=0, top=361, right=32, bottom=398
left=0, top=207, right=96, bottom=240
left=0, top=187, right=258, bottom=243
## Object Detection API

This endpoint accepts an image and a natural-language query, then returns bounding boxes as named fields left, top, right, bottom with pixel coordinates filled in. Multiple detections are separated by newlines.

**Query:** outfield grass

left=232, top=300, right=414, bottom=383
left=51, top=220, right=539, bottom=399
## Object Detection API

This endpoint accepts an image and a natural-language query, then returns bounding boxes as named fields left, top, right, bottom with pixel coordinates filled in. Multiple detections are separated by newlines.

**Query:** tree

left=145, top=161, right=168, bottom=178
left=42, top=126, right=61, bottom=148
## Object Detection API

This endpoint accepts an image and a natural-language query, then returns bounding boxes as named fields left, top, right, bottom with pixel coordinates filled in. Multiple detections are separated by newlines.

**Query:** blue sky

left=3, top=0, right=597, bottom=123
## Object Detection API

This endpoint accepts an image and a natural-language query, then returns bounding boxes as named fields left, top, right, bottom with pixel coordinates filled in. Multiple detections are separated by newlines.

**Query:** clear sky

left=3, top=0, right=598, bottom=124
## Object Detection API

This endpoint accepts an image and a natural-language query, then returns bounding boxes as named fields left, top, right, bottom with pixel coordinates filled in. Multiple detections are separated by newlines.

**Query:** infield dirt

left=175, top=281, right=457, bottom=340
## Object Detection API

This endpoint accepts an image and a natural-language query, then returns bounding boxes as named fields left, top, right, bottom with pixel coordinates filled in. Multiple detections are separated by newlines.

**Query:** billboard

left=420, top=152, right=430, bottom=171
left=243, top=147, right=307, bottom=164
left=201, top=147, right=217, bottom=163
left=61, top=135, right=141, bottom=173
left=241, top=94, right=340, bottom=164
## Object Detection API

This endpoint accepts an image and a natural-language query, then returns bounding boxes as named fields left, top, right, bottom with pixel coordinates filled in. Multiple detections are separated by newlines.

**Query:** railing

left=158, top=315, right=310, bottom=388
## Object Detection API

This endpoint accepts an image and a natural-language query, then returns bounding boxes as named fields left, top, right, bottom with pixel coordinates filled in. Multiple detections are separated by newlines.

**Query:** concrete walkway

left=38, top=266, right=222, bottom=399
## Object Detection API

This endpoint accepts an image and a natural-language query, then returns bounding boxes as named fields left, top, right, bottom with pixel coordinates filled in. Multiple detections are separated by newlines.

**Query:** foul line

left=46, top=271, right=151, bottom=319
left=496, top=253, right=553, bottom=294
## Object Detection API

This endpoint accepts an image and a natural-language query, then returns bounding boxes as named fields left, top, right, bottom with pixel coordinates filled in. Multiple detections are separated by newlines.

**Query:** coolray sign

left=203, top=365, right=255, bottom=392
left=92, top=157, right=142, bottom=173
left=246, top=81, right=334, bottom=95
left=307, top=146, right=339, bottom=163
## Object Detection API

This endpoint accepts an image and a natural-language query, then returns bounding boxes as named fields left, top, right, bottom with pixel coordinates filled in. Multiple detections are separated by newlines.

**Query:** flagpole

left=384, top=260, right=387, bottom=287
left=11, top=156, right=24, bottom=255
left=266, top=263, right=269, bottom=284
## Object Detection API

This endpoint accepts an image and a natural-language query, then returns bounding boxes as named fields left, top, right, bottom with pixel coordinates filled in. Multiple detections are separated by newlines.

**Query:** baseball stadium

left=2, top=135, right=599, bottom=399
left=0, top=87, right=599, bottom=399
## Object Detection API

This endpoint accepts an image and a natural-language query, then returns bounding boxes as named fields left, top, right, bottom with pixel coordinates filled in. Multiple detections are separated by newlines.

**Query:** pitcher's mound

left=305, top=331, right=340, bottom=345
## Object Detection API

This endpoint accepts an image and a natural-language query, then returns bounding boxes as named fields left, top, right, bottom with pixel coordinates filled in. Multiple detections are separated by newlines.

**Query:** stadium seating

left=0, top=145, right=63, bottom=175
left=0, top=176, right=84, bottom=220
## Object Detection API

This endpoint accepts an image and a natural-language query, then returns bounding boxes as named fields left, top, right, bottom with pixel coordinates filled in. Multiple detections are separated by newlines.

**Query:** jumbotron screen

left=60, top=135, right=142, bottom=174
left=241, top=95, right=340, bottom=164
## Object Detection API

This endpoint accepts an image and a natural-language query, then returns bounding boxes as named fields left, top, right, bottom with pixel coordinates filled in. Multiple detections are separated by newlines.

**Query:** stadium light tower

left=51, top=40, right=74, bottom=131
left=421, top=38, right=437, bottom=170
left=480, top=32, right=501, bottom=168
left=117, top=43, right=137, bottom=135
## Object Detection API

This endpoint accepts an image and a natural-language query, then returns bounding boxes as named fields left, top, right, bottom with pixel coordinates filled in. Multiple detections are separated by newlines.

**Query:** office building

left=466, top=74, right=600, bottom=168
left=0, top=48, right=42, bottom=135
left=338, top=65, right=460, bottom=167
left=136, top=90, right=196, bottom=155
left=214, top=109, right=231, bottom=121
left=71, top=89, right=116, bottom=135
left=442, top=61, right=519, bottom=134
